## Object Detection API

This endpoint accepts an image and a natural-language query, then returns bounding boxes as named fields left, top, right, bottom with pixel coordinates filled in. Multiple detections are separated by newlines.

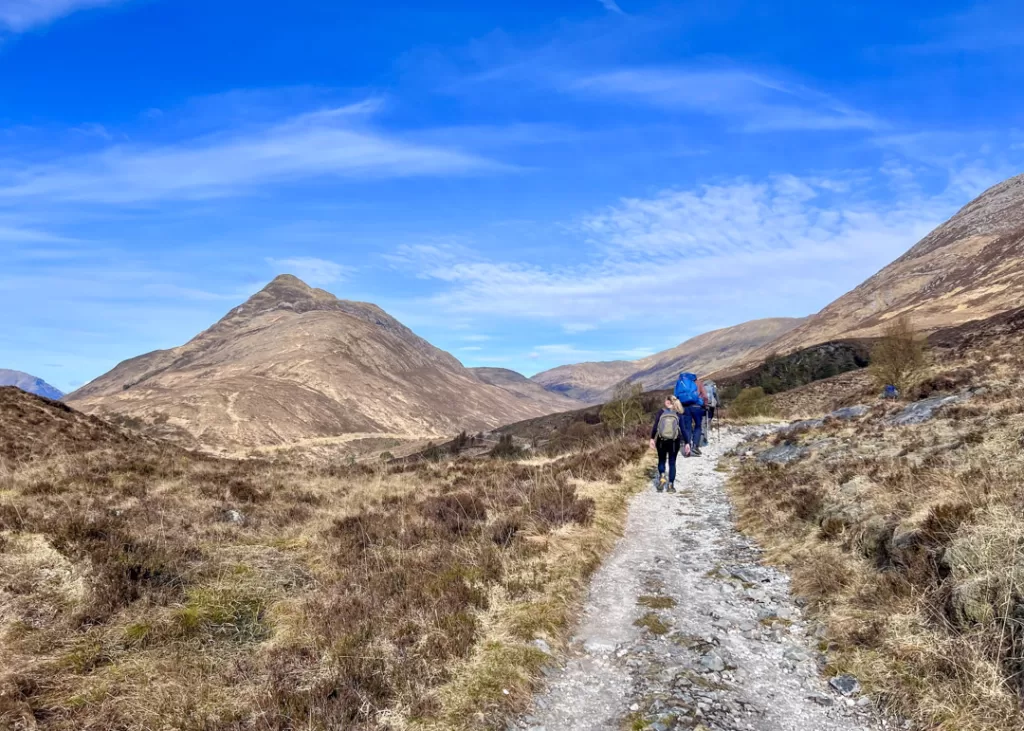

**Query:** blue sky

left=2, top=0, right=1023, bottom=392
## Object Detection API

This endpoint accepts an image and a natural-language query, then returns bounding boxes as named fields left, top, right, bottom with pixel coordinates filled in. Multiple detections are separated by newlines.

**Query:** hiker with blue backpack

left=674, top=372, right=707, bottom=457
left=649, top=396, right=691, bottom=492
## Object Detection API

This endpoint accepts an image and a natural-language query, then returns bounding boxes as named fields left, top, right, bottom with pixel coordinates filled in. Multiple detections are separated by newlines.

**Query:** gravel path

left=512, top=428, right=884, bottom=731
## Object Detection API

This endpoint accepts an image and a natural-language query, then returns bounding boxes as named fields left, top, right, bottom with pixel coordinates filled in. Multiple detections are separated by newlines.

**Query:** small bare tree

left=600, top=381, right=646, bottom=435
left=870, top=315, right=927, bottom=395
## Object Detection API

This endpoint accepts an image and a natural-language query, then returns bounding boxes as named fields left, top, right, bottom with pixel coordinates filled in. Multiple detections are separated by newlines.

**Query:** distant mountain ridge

left=748, top=172, right=1024, bottom=361
left=530, top=317, right=806, bottom=403
left=0, top=369, right=63, bottom=400
left=469, top=367, right=578, bottom=410
left=66, top=275, right=573, bottom=451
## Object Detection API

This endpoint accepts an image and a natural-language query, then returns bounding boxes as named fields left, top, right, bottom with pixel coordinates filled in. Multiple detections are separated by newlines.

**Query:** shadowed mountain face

left=751, top=172, right=1024, bottom=360
left=0, top=386, right=127, bottom=462
left=65, top=275, right=571, bottom=451
left=530, top=317, right=806, bottom=403
left=0, top=369, right=63, bottom=400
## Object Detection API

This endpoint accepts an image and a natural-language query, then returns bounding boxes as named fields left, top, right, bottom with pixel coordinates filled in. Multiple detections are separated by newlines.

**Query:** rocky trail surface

left=513, top=428, right=889, bottom=731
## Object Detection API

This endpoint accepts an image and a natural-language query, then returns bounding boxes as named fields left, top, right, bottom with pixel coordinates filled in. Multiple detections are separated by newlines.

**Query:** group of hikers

left=648, top=372, right=719, bottom=493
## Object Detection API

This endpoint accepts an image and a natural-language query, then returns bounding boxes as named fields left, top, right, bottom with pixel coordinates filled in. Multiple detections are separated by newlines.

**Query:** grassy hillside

left=0, top=387, right=648, bottom=730
left=727, top=308, right=1024, bottom=730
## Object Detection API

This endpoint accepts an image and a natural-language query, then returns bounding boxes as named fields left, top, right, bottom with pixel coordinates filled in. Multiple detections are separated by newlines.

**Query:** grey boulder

left=757, top=444, right=810, bottom=465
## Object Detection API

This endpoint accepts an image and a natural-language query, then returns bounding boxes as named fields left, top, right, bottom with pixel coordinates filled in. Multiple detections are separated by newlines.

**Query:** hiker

left=674, top=372, right=706, bottom=456
left=702, top=379, right=720, bottom=446
left=883, top=384, right=900, bottom=400
left=649, top=397, right=690, bottom=492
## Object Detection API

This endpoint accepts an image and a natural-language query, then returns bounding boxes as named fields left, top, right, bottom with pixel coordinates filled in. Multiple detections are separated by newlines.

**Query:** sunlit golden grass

left=727, top=342, right=1024, bottom=730
left=0, top=386, right=649, bottom=731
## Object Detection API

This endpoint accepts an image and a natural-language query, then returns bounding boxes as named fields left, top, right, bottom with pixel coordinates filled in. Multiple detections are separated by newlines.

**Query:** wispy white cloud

left=0, top=101, right=507, bottom=204
left=530, top=343, right=653, bottom=360
left=903, top=1, right=1024, bottom=55
left=265, top=256, right=352, bottom=286
left=391, top=167, right=992, bottom=333
left=0, top=0, right=121, bottom=32
left=0, top=221, right=79, bottom=243
left=570, top=67, right=881, bottom=132
left=562, top=322, right=598, bottom=334
left=597, top=0, right=624, bottom=14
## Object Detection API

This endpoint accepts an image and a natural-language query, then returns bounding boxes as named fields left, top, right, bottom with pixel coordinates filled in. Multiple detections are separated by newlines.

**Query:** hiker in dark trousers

left=649, top=397, right=691, bottom=492
left=702, top=379, right=719, bottom=446
left=674, top=372, right=706, bottom=456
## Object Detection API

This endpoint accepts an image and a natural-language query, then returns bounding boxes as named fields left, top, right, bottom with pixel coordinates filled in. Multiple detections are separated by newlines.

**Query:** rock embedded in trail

left=830, top=675, right=862, bottom=697
left=699, top=652, right=727, bottom=673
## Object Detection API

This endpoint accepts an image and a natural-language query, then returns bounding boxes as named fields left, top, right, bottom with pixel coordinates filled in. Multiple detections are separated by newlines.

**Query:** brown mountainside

left=528, top=360, right=638, bottom=403
left=65, top=275, right=570, bottom=451
left=469, top=367, right=578, bottom=411
left=0, top=387, right=134, bottom=463
left=530, top=317, right=806, bottom=403
left=752, top=172, right=1024, bottom=360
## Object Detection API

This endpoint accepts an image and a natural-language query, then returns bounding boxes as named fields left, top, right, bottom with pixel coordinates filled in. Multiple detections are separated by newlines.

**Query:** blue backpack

left=674, top=373, right=703, bottom=407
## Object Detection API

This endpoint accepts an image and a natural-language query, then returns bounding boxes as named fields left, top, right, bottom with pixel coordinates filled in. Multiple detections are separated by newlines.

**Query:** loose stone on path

left=510, top=429, right=883, bottom=731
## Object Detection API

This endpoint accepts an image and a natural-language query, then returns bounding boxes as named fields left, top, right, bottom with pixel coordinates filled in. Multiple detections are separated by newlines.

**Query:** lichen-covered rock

left=947, top=577, right=998, bottom=626
left=757, top=444, right=811, bottom=465
left=839, top=476, right=877, bottom=498
left=886, top=393, right=968, bottom=426
left=781, top=418, right=825, bottom=434
left=829, top=405, right=869, bottom=421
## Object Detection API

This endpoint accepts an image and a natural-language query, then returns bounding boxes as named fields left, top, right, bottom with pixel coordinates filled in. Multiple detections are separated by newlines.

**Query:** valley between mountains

left=3, top=173, right=1024, bottom=731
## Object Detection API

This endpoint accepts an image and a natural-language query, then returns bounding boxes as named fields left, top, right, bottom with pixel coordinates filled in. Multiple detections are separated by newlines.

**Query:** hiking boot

left=692, top=447, right=703, bottom=457
left=667, top=483, right=677, bottom=493
left=656, top=475, right=667, bottom=492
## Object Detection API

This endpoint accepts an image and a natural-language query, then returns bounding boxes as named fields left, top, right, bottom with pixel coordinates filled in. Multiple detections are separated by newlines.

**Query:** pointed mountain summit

left=752, top=172, right=1024, bottom=359
left=66, top=275, right=567, bottom=451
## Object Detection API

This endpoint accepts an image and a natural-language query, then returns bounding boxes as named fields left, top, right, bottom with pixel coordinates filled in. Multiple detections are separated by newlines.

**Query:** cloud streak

left=265, top=257, right=353, bottom=286
left=0, top=0, right=121, bottom=32
left=391, top=168, right=988, bottom=333
left=0, top=102, right=507, bottom=204
left=570, top=67, right=881, bottom=132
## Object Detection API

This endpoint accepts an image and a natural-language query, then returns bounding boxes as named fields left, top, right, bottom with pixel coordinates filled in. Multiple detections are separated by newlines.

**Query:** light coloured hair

left=669, top=395, right=684, bottom=413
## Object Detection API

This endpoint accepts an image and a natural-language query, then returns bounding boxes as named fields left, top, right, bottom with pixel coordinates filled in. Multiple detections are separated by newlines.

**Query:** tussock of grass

left=637, top=595, right=677, bottom=609
left=728, top=336, right=1024, bottom=731
left=0, top=385, right=650, bottom=731
left=634, top=612, right=670, bottom=635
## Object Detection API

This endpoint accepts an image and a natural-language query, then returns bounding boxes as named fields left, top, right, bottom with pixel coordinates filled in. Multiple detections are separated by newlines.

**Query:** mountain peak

left=264, top=272, right=313, bottom=290
left=231, top=274, right=341, bottom=319
left=259, top=273, right=328, bottom=301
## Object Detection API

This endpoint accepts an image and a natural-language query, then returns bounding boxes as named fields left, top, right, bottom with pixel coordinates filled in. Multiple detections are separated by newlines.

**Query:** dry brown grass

left=0, top=388, right=649, bottom=730
left=727, top=334, right=1024, bottom=730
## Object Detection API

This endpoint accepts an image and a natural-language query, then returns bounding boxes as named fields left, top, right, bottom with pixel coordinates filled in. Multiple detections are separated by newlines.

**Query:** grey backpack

left=704, top=380, right=720, bottom=408
left=657, top=411, right=681, bottom=440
